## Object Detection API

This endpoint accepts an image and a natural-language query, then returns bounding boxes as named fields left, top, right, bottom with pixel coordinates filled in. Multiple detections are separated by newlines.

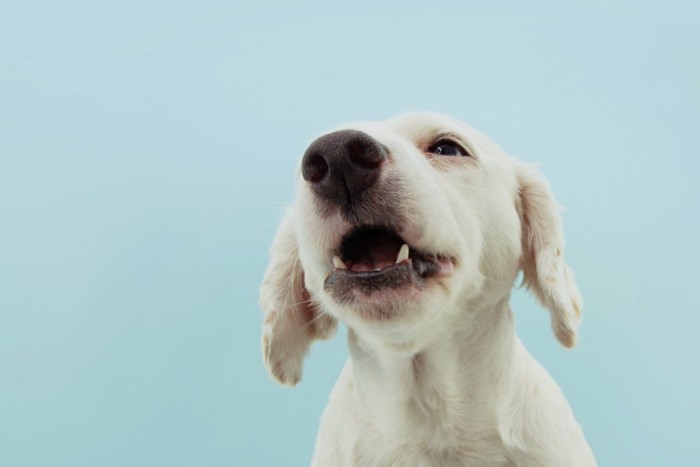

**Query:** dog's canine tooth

left=396, top=244, right=409, bottom=263
left=333, top=256, right=347, bottom=269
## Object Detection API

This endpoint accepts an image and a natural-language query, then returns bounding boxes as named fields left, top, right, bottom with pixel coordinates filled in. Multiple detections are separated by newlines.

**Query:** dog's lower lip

left=324, top=260, right=417, bottom=294
left=324, top=254, right=455, bottom=295
left=329, top=253, right=455, bottom=278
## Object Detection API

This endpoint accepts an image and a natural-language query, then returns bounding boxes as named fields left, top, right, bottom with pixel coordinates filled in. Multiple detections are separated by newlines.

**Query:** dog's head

left=260, top=112, right=582, bottom=386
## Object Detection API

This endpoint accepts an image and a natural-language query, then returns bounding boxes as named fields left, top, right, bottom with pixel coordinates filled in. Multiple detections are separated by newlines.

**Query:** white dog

left=260, top=112, right=596, bottom=466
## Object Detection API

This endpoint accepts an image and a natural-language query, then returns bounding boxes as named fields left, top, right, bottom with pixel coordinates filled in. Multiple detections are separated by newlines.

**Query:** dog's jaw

left=323, top=225, right=456, bottom=309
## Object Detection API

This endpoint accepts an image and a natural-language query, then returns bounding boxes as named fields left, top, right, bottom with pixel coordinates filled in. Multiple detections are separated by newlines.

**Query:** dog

left=260, top=112, right=596, bottom=466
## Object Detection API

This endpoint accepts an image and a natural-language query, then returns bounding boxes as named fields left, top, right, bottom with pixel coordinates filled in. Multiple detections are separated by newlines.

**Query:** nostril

left=348, top=141, right=384, bottom=169
left=302, top=152, right=329, bottom=183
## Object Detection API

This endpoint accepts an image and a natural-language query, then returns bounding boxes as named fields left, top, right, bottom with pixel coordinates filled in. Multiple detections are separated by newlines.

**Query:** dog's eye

left=428, top=140, right=469, bottom=157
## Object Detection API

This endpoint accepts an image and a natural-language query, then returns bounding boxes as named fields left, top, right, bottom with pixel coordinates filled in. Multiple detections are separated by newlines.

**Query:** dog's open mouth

left=324, top=226, right=454, bottom=297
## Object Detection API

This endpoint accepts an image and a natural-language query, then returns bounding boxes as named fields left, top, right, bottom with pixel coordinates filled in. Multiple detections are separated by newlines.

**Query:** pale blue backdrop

left=1, top=1, right=698, bottom=466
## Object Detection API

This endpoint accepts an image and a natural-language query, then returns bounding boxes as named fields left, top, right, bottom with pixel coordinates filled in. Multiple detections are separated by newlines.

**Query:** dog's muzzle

left=301, top=130, right=455, bottom=305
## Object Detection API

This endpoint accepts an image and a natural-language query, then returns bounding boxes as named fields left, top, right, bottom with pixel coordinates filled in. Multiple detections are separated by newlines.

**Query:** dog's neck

left=346, top=297, right=516, bottom=439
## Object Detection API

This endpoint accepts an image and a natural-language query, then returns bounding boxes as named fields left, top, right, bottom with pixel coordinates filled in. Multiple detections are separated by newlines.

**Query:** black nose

left=301, top=130, right=387, bottom=205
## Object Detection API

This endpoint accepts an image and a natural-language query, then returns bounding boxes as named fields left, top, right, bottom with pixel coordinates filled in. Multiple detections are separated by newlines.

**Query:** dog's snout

left=301, top=130, right=387, bottom=205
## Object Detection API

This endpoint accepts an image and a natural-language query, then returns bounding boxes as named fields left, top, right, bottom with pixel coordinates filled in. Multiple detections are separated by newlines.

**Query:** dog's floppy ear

left=260, top=211, right=337, bottom=386
left=517, top=164, right=582, bottom=347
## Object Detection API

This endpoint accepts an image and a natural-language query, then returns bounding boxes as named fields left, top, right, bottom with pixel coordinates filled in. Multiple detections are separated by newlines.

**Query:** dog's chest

left=352, top=427, right=514, bottom=467
left=323, top=358, right=515, bottom=466
left=349, top=397, right=513, bottom=467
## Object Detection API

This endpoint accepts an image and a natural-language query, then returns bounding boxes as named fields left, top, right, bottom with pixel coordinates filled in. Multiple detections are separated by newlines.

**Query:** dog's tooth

left=396, top=244, right=409, bottom=263
left=333, top=256, right=347, bottom=269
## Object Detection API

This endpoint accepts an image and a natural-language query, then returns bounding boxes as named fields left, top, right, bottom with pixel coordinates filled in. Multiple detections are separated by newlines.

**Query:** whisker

left=283, top=298, right=315, bottom=311
left=300, top=310, right=329, bottom=331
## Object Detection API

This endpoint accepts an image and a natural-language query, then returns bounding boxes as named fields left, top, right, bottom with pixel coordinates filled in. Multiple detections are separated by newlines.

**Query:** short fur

left=260, top=112, right=595, bottom=466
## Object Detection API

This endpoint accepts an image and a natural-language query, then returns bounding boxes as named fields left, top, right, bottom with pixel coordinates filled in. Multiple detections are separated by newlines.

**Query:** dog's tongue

left=347, top=235, right=404, bottom=272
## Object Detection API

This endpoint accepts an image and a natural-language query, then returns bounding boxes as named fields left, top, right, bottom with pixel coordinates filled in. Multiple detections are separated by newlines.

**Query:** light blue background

left=1, top=1, right=698, bottom=466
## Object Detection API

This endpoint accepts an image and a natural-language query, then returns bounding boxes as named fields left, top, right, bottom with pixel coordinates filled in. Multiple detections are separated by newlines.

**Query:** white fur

left=260, top=112, right=595, bottom=466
